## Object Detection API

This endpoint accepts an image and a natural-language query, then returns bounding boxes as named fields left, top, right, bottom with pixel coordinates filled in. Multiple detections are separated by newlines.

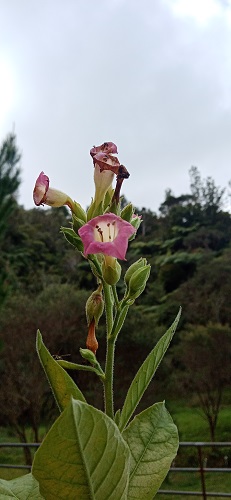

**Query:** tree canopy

left=0, top=135, right=231, bottom=442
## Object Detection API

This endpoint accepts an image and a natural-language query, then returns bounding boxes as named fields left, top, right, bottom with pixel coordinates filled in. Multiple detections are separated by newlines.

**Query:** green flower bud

left=121, top=203, right=134, bottom=222
left=87, top=200, right=103, bottom=221
left=86, top=288, right=104, bottom=327
left=61, top=227, right=84, bottom=252
left=107, top=198, right=120, bottom=216
left=126, top=264, right=151, bottom=300
left=102, top=256, right=121, bottom=285
left=72, top=214, right=85, bottom=233
left=72, top=202, right=87, bottom=222
left=124, top=258, right=147, bottom=287
left=80, top=348, right=97, bottom=364
left=103, top=188, right=113, bottom=211
left=130, top=214, right=142, bottom=231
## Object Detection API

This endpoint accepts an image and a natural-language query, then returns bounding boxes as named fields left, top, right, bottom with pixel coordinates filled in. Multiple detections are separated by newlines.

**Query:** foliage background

left=0, top=134, right=231, bottom=457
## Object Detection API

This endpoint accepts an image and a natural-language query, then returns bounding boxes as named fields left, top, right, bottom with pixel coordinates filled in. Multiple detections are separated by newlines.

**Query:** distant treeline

left=0, top=133, right=230, bottom=450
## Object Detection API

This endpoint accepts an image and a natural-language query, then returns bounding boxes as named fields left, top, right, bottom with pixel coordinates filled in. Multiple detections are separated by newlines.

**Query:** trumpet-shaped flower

left=93, top=164, right=114, bottom=206
left=33, top=172, right=74, bottom=210
left=78, top=213, right=135, bottom=260
left=90, top=143, right=120, bottom=211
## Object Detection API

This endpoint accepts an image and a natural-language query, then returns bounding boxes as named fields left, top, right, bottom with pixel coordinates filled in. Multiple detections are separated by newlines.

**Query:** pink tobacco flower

left=90, top=142, right=118, bottom=158
left=90, top=142, right=120, bottom=175
left=33, top=172, right=74, bottom=210
left=92, top=152, right=120, bottom=174
left=89, top=143, right=120, bottom=211
left=78, top=213, right=136, bottom=260
left=33, top=172, right=49, bottom=206
left=89, top=142, right=130, bottom=212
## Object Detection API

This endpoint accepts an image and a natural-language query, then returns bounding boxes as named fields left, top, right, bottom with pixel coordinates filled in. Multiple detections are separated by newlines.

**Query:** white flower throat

left=94, top=221, right=118, bottom=242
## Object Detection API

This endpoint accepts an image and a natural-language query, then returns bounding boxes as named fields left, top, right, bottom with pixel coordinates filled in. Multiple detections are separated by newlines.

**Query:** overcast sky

left=1, top=0, right=231, bottom=213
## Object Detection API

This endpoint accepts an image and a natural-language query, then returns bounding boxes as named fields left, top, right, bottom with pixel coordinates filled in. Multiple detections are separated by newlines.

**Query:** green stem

left=104, top=335, right=116, bottom=418
left=103, top=282, right=115, bottom=418
left=103, top=282, right=114, bottom=336
left=110, top=304, right=129, bottom=341
left=57, top=360, right=105, bottom=379
left=112, top=284, right=119, bottom=309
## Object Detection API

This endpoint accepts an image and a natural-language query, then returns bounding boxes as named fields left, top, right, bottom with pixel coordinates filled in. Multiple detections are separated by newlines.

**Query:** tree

left=190, top=166, right=226, bottom=224
left=171, top=324, right=231, bottom=441
left=0, top=133, right=21, bottom=238
left=172, top=251, right=231, bottom=325
left=0, top=133, right=21, bottom=306
left=0, top=285, right=90, bottom=464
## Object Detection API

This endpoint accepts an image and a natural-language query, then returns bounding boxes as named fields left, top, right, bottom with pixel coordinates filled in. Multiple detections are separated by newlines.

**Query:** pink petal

left=93, top=152, right=120, bottom=173
left=78, top=213, right=135, bottom=260
left=33, top=171, right=49, bottom=206
left=90, top=142, right=118, bottom=157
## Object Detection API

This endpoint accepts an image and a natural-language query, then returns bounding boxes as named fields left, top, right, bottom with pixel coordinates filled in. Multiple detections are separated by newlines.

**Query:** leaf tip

left=36, top=329, right=42, bottom=350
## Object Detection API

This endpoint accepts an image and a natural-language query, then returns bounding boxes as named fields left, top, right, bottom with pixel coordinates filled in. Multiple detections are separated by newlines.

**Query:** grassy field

left=158, top=401, right=231, bottom=499
left=0, top=401, right=230, bottom=498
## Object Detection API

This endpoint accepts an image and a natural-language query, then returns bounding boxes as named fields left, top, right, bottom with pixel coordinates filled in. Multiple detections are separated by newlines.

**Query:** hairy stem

left=103, top=282, right=115, bottom=418
left=103, top=282, right=114, bottom=336
left=104, top=335, right=116, bottom=418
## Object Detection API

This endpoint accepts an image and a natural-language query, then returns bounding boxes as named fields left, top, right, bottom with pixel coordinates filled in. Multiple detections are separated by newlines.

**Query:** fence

left=0, top=441, right=231, bottom=498
left=158, top=442, right=231, bottom=498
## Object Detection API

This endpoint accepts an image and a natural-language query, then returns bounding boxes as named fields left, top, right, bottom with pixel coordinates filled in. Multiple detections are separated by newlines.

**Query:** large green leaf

left=36, top=330, right=86, bottom=411
left=123, top=402, right=178, bottom=499
left=0, top=473, right=44, bottom=499
left=119, top=308, right=181, bottom=431
left=32, top=398, right=130, bottom=500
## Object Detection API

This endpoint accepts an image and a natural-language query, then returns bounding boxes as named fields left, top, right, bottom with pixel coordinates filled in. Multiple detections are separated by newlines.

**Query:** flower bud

left=72, top=214, right=85, bottom=233
left=86, top=320, right=98, bottom=355
left=130, top=214, right=142, bottom=232
left=72, top=202, right=87, bottom=222
left=102, top=256, right=121, bottom=285
left=121, top=203, right=134, bottom=222
left=106, top=197, right=120, bottom=216
left=61, top=227, right=84, bottom=252
left=80, top=347, right=97, bottom=364
left=86, top=288, right=104, bottom=327
left=33, top=172, right=75, bottom=211
left=126, top=265, right=151, bottom=300
left=124, top=258, right=147, bottom=287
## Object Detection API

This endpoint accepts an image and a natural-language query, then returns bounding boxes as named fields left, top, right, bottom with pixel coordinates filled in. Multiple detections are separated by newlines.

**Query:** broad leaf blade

left=36, top=330, right=86, bottom=411
left=119, top=308, right=181, bottom=431
left=0, top=473, right=44, bottom=499
left=32, top=399, right=130, bottom=500
left=123, top=402, right=178, bottom=499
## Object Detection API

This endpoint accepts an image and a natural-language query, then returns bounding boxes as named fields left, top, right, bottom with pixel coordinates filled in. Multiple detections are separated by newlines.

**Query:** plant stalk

left=104, top=335, right=116, bottom=418
left=103, top=282, right=115, bottom=418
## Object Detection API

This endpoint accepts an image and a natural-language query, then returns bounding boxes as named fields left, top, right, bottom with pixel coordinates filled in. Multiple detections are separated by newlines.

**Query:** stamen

left=107, top=222, right=112, bottom=240
left=112, top=221, right=116, bottom=239
left=96, top=225, right=104, bottom=242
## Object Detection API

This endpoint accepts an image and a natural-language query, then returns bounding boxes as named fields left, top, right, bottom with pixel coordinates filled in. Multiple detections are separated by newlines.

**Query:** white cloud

left=1, top=0, right=231, bottom=212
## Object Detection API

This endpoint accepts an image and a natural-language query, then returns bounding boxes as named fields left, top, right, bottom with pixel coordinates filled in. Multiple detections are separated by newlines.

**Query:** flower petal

left=93, top=152, right=120, bottom=174
left=90, top=142, right=118, bottom=157
left=78, top=213, right=136, bottom=260
left=33, top=171, right=49, bottom=206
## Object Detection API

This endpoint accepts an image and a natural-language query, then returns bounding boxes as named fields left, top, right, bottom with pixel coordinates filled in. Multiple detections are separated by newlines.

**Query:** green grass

left=167, top=401, right=231, bottom=442
left=0, top=426, right=42, bottom=481
left=157, top=472, right=231, bottom=499
left=156, top=401, right=231, bottom=499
